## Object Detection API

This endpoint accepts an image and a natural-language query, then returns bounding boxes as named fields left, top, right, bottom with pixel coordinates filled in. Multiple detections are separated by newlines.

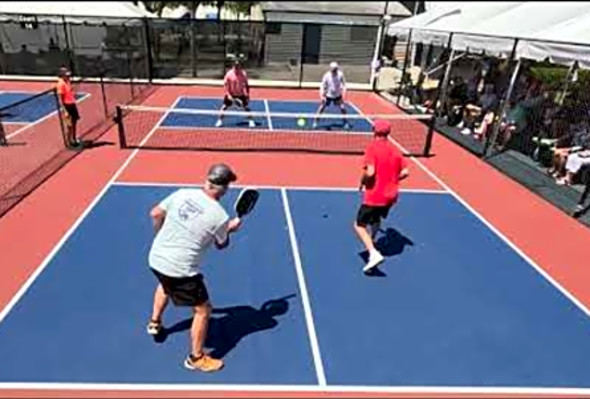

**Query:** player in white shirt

left=313, top=61, right=350, bottom=130
left=146, top=163, right=242, bottom=373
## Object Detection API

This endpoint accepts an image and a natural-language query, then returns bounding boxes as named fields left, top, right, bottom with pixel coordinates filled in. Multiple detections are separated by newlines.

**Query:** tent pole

left=436, top=33, right=455, bottom=118
left=396, top=28, right=412, bottom=105
left=371, top=21, right=385, bottom=91
left=485, top=39, right=521, bottom=157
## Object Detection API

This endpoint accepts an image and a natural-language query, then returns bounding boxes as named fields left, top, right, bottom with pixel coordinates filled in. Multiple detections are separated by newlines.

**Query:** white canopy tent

left=387, top=2, right=590, bottom=67
left=0, top=2, right=155, bottom=20
left=519, top=11, right=590, bottom=68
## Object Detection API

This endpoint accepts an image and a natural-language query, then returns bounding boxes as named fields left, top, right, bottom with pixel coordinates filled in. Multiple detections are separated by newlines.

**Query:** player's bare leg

left=243, top=104, right=256, bottom=127
left=354, top=222, right=384, bottom=272
left=215, top=104, right=230, bottom=127
left=338, top=101, right=350, bottom=129
left=147, top=284, right=168, bottom=335
left=184, top=301, right=224, bottom=372
left=313, top=99, right=327, bottom=129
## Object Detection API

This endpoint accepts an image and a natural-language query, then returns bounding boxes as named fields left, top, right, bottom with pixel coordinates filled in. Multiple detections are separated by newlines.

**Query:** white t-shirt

left=321, top=70, right=346, bottom=99
left=148, top=188, right=229, bottom=278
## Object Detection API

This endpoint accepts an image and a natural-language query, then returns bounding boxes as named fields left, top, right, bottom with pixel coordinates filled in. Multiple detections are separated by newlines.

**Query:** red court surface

left=0, top=84, right=589, bottom=398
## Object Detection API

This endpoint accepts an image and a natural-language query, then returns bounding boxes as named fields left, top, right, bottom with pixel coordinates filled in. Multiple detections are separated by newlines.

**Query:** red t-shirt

left=224, top=68, right=249, bottom=97
left=362, top=138, right=407, bottom=206
left=56, top=78, right=76, bottom=105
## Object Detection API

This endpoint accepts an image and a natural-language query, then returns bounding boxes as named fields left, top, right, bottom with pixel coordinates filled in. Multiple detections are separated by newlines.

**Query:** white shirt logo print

left=178, top=200, right=203, bottom=222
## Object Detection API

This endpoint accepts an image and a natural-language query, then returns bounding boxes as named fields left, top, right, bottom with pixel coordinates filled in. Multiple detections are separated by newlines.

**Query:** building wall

left=264, top=23, right=303, bottom=65
left=319, top=25, right=377, bottom=65
left=263, top=23, right=378, bottom=67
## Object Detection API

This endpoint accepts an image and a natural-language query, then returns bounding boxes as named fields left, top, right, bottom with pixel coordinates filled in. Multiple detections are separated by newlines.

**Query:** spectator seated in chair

left=548, top=121, right=590, bottom=184
left=458, top=83, right=498, bottom=137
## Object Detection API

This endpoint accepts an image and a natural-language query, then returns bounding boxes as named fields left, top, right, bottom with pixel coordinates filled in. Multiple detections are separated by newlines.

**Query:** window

left=266, top=23, right=282, bottom=34
left=350, top=26, right=374, bottom=42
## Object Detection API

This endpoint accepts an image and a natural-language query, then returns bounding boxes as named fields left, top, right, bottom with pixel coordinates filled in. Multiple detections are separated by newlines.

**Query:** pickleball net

left=115, top=104, right=435, bottom=156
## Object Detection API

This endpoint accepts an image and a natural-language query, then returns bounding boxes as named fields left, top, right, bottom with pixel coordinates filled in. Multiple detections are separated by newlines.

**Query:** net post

left=115, top=106, right=127, bottom=149
left=52, top=88, right=68, bottom=148
left=423, top=114, right=435, bottom=157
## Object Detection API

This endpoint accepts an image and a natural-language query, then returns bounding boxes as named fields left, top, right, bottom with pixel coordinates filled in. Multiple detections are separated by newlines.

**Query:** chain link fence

left=0, top=14, right=380, bottom=86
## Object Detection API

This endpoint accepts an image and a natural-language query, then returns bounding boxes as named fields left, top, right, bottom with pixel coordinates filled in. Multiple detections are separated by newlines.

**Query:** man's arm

left=399, top=167, right=410, bottom=181
left=341, top=73, right=347, bottom=99
left=224, top=74, right=233, bottom=100
left=150, top=193, right=174, bottom=233
left=320, top=74, right=327, bottom=99
left=150, top=206, right=166, bottom=233
left=214, top=217, right=242, bottom=250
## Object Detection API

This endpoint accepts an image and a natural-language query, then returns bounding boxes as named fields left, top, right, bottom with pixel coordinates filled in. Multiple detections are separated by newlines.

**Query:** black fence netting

left=0, top=14, right=378, bottom=85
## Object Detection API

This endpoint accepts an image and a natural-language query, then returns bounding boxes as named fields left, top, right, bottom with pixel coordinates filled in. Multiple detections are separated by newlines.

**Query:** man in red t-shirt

left=216, top=58, right=255, bottom=128
left=354, top=119, right=409, bottom=273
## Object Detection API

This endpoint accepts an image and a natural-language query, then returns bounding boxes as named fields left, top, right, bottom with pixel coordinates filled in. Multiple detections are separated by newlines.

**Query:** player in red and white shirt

left=354, top=119, right=409, bottom=273
left=216, top=58, right=255, bottom=128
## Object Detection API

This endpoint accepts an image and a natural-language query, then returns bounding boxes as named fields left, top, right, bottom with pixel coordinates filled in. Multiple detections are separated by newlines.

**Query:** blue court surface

left=1, top=184, right=590, bottom=388
left=0, top=91, right=87, bottom=123
left=160, top=96, right=373, bottom=132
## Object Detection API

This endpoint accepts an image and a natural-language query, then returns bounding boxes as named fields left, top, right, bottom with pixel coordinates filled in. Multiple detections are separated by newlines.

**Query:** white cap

left=329, top=62, right=338, bottom=70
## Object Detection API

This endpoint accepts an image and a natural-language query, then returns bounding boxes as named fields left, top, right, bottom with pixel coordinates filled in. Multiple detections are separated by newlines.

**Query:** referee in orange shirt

left=56, top=67, right=81, bottom=148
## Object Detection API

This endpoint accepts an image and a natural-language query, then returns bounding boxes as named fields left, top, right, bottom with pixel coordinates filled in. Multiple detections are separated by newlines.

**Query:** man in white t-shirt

left=146, top=163, right=242, bottom=373
left=313, top=61, right=350, bottom=130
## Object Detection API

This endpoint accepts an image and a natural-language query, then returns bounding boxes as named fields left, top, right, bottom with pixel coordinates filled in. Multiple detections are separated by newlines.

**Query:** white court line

left=6, top=92, right=92, bottom=140
left=111, top=181, right=448, bottom=195
left=281, top=188, right=327, bottom=386
left=0, top=95, right=177, bottom=327
left=368, top=94, right=590, bottom=319
left=0, top=382, right=589, bottom=396
left=263, top=99, right=273, bottom=130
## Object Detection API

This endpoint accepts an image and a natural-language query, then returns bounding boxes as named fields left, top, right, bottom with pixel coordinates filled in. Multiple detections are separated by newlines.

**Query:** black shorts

left=325, top=96, right=342, bottom=106
left=64, top=103, right=80, bottom=122
left=151, top=268, right=209, bottom=307
left=224, top=95, right=249, bottom=107
left=356, top=204, right=392, bottom=227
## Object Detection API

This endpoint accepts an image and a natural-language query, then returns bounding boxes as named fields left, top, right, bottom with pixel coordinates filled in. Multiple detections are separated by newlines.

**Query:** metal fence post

left=435, top=33, right=455, bottom=118
left=53, top=88, right=69, bottom=148
left=143, top=18, right=154, bottom=82
left=99, top=75, right=109, bottom=118
left=423, top=114, right=435, bottom=157
left=396, top=28, right=412, bottom=105
left=299, top=24, right=306, bottom=89
left=61, top=16, right=75, bottom=75
left=484, top=39, right=520, bottom=158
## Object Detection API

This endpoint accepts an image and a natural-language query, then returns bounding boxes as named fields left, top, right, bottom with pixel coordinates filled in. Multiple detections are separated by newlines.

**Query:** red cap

left=373, top=119, right=391, bottom=136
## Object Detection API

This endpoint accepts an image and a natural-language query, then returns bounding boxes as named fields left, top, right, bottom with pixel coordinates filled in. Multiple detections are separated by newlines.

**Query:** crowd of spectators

left=429, top=58, right=590, bottom=217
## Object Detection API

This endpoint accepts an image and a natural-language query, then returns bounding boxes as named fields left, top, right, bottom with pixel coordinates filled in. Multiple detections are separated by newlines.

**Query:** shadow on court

left=154, top=294, right=296, bottom=359
left=359, top=227, right=415, bottom=277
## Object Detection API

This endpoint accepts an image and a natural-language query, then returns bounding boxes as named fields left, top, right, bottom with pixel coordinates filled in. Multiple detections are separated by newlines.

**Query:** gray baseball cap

left=207, top=163, right=237, bottom=186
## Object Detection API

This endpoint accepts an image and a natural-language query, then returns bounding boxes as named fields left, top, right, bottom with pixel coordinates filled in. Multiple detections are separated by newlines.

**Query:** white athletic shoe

left=215, top=119, right=223, bottom=127
left=249, top=120, right=256, bottom=128
left=363, top=250, right=384, bottom=273
left=312, top=122, right=318, bottom=129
